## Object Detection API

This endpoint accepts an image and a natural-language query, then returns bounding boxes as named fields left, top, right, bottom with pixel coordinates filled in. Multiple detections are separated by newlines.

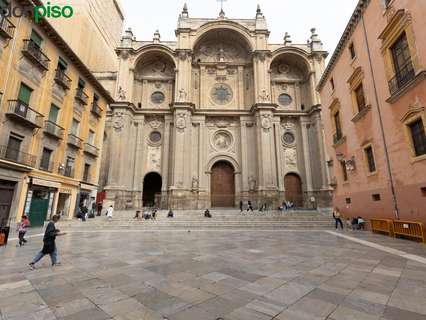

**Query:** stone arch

left=132, top=48, right=176, bottom=108
left=133, top=45, right=177, bottom=69
left=193, top=21, right=254, bottom=52
left=269, top=49, right=314, bottom=111
left=206, top=154, right=240, bottom=173
left=142, top=172, right=162, bottom=207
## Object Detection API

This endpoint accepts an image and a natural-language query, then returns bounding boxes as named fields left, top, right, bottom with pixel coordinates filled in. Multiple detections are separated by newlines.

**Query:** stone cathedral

left=99, top=5, right=333, bottom=210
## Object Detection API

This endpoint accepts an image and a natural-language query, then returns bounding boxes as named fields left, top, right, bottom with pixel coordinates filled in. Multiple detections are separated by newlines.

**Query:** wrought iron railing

left=91, top=102, right=102, bottom=117
left=67, top=133, right=83, bottom=149
left=39, top=160, right=54, bottom=173
left=388, top=59, right=415, bottom=95
left=54, top=69, right=72, bottom=89
left=83, top=143, right=99, bottom=157
left=6, top=100, right=43, bottom=128
left=44, top=120, right=64, bottom=139
left=64, top=166, right=74, bottom=178
left=22, top=39, right=50, bottom=70
left=0, top=145, right=36, bottom=167
left=0, top=12, right=15, bottom=39
left=75, top=88, right=89, bottom=105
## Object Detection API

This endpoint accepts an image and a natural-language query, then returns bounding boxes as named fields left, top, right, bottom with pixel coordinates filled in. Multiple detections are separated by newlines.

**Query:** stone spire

left=283, top=32, right=292, bottom=45
left=309, top=28, right=323, bottom=51
left=181, top=3, right=189, bottom=18
left=153, top=30, right=161, bottom=43
left=219, top=8, right=226, bottom=19
left=121, top=27, right=133, bottom=46
left=256, top=4, right=263, bottom=18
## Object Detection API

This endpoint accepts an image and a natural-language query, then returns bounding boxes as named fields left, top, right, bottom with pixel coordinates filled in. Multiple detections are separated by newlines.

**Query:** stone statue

left=178, top=88, right=187, bottom=101
left=249, top=176, right=256, bottom=191
left=191, top=177, right=199, bottom=190
left=259, top=89, right=270, bottom=103
left=218, top=47, right=225, bottom=62
left=118, top=86, right=126, bottom=100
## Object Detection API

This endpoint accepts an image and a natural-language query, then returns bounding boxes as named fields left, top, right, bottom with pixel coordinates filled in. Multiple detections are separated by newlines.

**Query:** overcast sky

left=121, top=0, right=359, bottom=57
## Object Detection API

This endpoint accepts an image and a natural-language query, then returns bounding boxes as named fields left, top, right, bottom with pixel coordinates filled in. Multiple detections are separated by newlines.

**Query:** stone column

left=300, top=117, right=313, bottom=192
left=240, top=118, right=249, bottom=192
left=313, top=112, right=329, bottom=189
left=274, top=120, right=284, bottom=191
left=132, top=116, right=145, bottom=207
left=253, top=52, right=271, bottom=103
left=175, top=51, right=192, bottom=103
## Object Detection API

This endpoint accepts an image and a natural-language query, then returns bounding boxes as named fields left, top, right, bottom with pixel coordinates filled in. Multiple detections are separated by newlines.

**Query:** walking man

left=29, top=215, right=64, bottom=269
left=247, top=201, right=254, bottom=212
left=333, top=207, right=344, bottom=230
left=239, top=200, right=243, bottom=212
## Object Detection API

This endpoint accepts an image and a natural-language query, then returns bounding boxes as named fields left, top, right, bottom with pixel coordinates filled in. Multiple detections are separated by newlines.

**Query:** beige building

left=46, top=0, right=124, bottom=72
left=100, top=5, right=333, bottom=210
left=318, top=0, right=426, bottom=224
left=0, top=0, right=113, bottom=227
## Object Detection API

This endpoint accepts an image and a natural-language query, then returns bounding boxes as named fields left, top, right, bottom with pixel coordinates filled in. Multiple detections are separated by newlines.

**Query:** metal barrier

left=370, top=219, right=394, bottom=237
left=393, top=220, right=425, bottom=243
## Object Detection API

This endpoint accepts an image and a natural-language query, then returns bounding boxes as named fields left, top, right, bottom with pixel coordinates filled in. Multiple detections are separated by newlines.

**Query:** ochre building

left=318, top=0, right=426, bottom=224
left=100, top=5, right=332, bottom=210
left=0, top=0, right=113, bottom=227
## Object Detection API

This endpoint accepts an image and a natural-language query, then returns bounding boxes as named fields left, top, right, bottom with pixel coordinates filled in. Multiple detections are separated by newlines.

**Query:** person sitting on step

left=204, top=209, right=212, bottom=218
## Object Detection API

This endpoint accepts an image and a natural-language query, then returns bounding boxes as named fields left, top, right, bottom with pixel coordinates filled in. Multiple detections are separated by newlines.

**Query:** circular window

left=283, top=132, right=295, bottom=145
left=278, top=93, right=292, bottom=106
left=151, top=91, right=165, bottom=104
left=149, top=131, right=162, bottom=143
left=211, top=83, right=233, bottom=105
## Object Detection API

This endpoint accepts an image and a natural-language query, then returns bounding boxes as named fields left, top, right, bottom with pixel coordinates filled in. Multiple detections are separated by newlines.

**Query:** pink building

left=318, top=0, right=426, bottom=224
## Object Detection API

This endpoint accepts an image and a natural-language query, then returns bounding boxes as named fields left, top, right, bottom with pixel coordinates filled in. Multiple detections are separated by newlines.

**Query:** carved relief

left=258, top=89, right=270, bottom=103
left=147, top=147, right=161, bottom=172
left=212, top=130, right=233, bottom=151
left=191, top=176, right=199, bottom=191
left=146, top=116, right=163, bottom=129
left=194, top=41, right=250, bottom=64
left=261, top=114, right=272, bottom=131
left=178, top=88, right=187, bottom=101
left=113, top=112, right=125, bottom=131
left=118, top=86, right=126, bottom=100
left=175, top=113, right=187, bottom=131
left=285, top=148, right=297, bottom=169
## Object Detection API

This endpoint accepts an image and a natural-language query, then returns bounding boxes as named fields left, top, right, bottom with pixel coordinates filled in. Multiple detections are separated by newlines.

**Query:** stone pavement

left=1, top=229, right=426, bottom=320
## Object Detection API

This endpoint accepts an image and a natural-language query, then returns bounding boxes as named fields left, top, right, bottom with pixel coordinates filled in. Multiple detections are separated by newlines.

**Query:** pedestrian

left=167, top=209, right=174, bottom=218
left=333, top=207, right=343, bottom=230
left=239, top=200, right=243, bottom=212
left=97, top=202, right=103, bottom=216
left=29, top=215, right=64, bottom=269
left=133, top=210, right=141, bottom=219
left=16, top=215, right=31, bottom=247
left=152, top=208, right=157, bottom=220
left=247, top=201, right=253, bottom=212
left=107, top=205, right=114, bottom=221
left=204, top=209, right=212, bottom=218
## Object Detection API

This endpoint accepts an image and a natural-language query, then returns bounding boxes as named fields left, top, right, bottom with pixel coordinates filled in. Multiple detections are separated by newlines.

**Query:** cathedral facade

left=99, top=5, right=333, bottom=210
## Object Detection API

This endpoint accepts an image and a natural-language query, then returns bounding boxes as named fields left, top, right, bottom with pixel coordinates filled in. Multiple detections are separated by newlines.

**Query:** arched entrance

left=143, top=172, right=162, bottom=207
left=211, top=161, right=235, bottom=207
left=284, top=173, right=303, bottom=207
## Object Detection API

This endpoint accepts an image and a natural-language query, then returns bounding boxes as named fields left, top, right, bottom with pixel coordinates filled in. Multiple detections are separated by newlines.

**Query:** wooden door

left=284, top=173, right=303, bottom=207
left=0, top=188, right=14, bottom=227
left=211, top=161, right=235, bottom=207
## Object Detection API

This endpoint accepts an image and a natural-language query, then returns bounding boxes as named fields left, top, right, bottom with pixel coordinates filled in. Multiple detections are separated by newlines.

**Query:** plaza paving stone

left=1, top=229, right=426, bottom=319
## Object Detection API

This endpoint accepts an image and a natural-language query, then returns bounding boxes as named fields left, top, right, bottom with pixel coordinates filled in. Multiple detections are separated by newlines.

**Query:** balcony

left=54, top=69, right=72, bottom=90
left=0, top=145, right=36, bottom=167
left=6, top=100, right=43, bottom=128
left=44, top=120, right=64, bottom=139
left=388, top=60, right=415, bottom=95
left=83, top=143, right=99, bottom=157
left=67, top=133, right=83, bottom=149
left=75, top=88, right=89, bottom=105
left=91, top=102, right=102, bottom=117
left=22, top=40, right=50, bottom=71
left=63, top=166, right=74, bottom=178
left=0, top=12, right=15, bottom=39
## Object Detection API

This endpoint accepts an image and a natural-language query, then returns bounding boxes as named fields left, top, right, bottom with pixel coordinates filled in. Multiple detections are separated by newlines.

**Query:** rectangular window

left=48, top=104, right=60, bottom=123
left=18, top=83, right=33, bottom=105
left=65, top=156, right=74, bottom=177
left=334, top=112, right=342, bottom=140
left=349, top=43, right=356, bottom=59
left=408, top=119, right=426, bottom=157
left=390, top=32, right=414, bottom=89
left=345, top=198, right=351, bottom=204
left=40, top=148, right=52, bottom=171
left=341, top=161, right=348, bottom=181
left=5, top=134, right=22, bottom=161
left=30, top=29, right=43, bottom=47
left=364, top=145, right=376, bottom=173
left=88, top=130, right=95, bottom=145
left=355, top=84, right=366, bottom=112
left=421, top=187, right=426, bottom=197
left=57, top=57, right=67, bottom=71
left=372, top=194, right=381, bottom=201
left=330, top=78, right=335, bottom=90
left=71, top=119, right=79, bottom=136
left=78, top=78, right=85, bottom=89
left=83, top=163, right=91, bottom=181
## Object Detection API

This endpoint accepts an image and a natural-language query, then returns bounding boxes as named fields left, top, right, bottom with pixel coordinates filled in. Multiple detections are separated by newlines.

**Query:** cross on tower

left=217, top=0, right=227, bottom=12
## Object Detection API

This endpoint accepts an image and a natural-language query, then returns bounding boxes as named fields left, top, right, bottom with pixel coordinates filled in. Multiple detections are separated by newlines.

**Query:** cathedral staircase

left=56, top=209, right=334, bottom=231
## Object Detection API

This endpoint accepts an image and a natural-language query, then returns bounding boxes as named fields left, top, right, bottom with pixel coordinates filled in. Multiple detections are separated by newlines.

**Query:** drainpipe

left=360, top=13, right=400, bottom=219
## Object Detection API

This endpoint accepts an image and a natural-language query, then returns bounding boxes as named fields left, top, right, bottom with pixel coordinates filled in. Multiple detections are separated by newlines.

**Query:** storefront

left=24, top=178, right=60, bottom=227
left=76, top=183, right=98, bottom=216
left=0, top=179, right=16, bottom=227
